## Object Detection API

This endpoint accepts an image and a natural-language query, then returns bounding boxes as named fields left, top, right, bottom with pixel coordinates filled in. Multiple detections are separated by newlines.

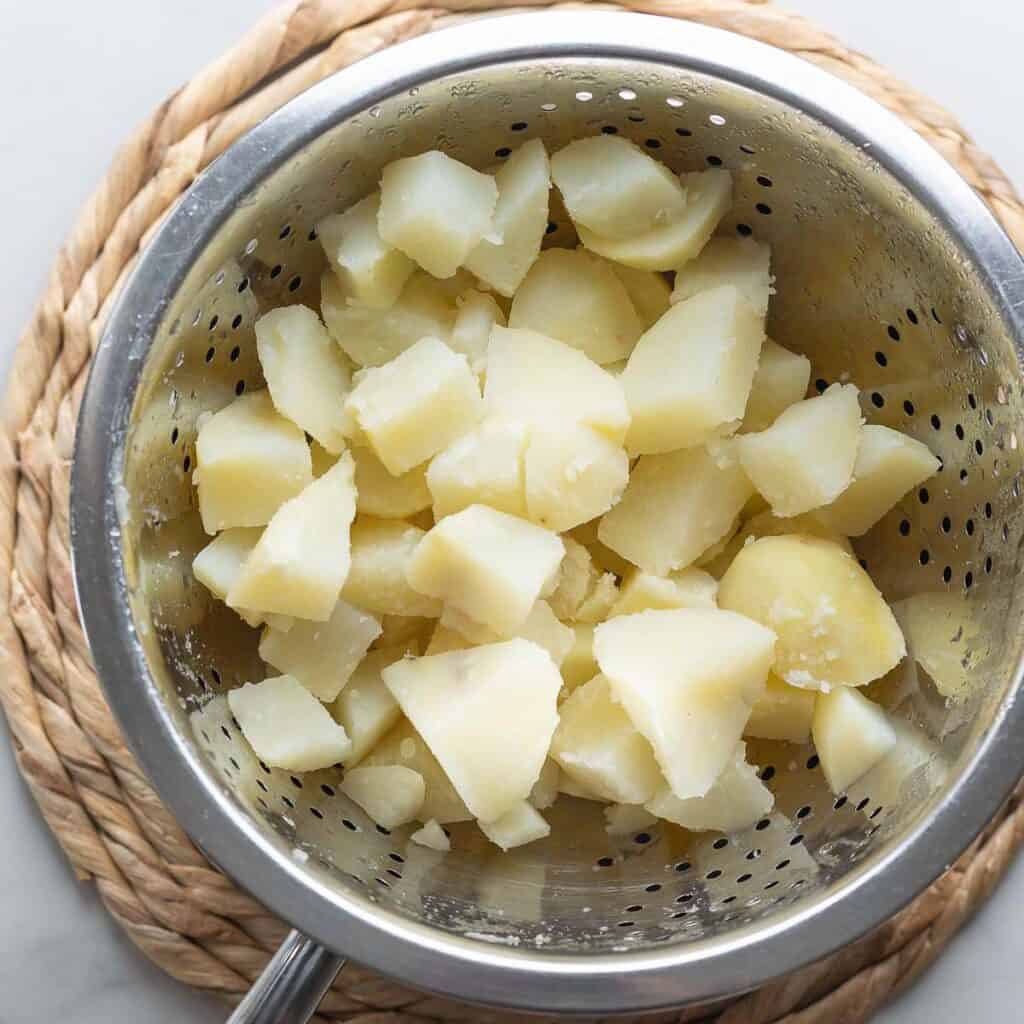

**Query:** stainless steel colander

left=70, top=12, right=1024, bottom=1022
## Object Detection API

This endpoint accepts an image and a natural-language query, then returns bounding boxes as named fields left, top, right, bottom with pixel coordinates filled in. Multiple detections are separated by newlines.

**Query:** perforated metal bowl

left=71, top=12, right=1024, bottom=1021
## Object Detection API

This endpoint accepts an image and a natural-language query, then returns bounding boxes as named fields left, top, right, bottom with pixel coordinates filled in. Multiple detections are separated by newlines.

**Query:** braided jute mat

left=4, top=1, right=1024, bottom=1021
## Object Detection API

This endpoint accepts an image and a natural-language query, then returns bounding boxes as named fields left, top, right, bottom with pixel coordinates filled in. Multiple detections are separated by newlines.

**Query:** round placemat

left=2, top=2, right=1023, bottom=1021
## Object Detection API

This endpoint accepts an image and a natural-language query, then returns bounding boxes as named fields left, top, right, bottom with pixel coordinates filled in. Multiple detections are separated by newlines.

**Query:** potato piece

left=571, top=519, right=634, bottom=578
left=611, top=567, right=718, bottom=617
left=647, top=742, right=773, bottom=832
left=814, top=425, right=939, bottom=536
left=378, top=151, right=498, bottom=278
left=529, top=759, right=561, bottom=810
left=608, top=263, right=671, bottom=329
left=449, top=290, right=505, bottom=375
left=485, top=326, right=630, bottom=444
left=193, top=527, right=266, bottom=628
left=227, top=454, right=356, bottom=621
left=382, top=639, right=562, bottom=821
left=595, top=608, right=775, bottom=799
left=548, top=537, right=599, bottom=620
left=559, top=773, right=608, bottom=802
left=621, top=285, right=764, bottom=454
left=426, top=417, right=528, bottom=520
left=352, top=445, right=431, bottom=520
left=341, top=765, right=425, bottom=829
left=374, top=615, right=432, bottom=655
left=317, top=192, right=415, bottom=309
left=424, top=622, right=470, bottom=656
left=228, top=675, right=351, bottom=771
left=574, top=573, right=619, bottom=624
left=551, top=136, right=687, bottom=240
left=331, top=647, right=404, bottom=765
left=411, top=819, right=450, bottom=851
left=561, top=625, right=597, bottom=694
left=741, top=339, right=811, bottom=433
left=738, top=384, right=862, bottom=516
left=671, top=237, right=773, bottom=316
left=345, top=337, right=483, bottom=475
left=434, top=600, right=573, bottom=667
left=480, top=801, right=551, bottom=851
left=259, top=600, right=380, bottom=702
left=516, top=601, right=575, bottom=666
left=551, top=674, right=662, bottom=805
left=604, top=804, right=657, bottom=836
left=718, top=535, right=905, bottom=690
left=739, top=510, right=854, bottom=555
left=407, top=505, right=563, bottom=636
left=310, top=440, right=340, bottom=477
left=465, top=138, right=550, bottom=296
left=509, top=248, right=642, bottom=364
left=577, top=169, right=732, bottom=271
left=195, top=390, right=312, bottom=533
left=598, top=444, right=753, bottom=576
left=745, top=674, right=816, bottom=743
left=894, top=591, right=980, bottom=700
left=813, top=687, right=896, bottom=794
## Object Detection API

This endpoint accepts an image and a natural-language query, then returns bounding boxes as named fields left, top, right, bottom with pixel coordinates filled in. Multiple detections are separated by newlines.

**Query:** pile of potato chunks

left=190, top=135, right=940, bottom=853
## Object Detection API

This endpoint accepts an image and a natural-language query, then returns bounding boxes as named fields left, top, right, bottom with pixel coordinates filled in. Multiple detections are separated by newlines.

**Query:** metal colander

left=70, top=12, right=1024, bottom=1021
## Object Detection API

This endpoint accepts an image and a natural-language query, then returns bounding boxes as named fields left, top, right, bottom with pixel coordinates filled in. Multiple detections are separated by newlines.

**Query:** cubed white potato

left=551, top=674, right=663, bottom=804
left=718, top=534, right=905, bottom=690
left=894, top=591, right=979, bottom=700
left=550, top=136, right=687, bottom=240
left=594, top=608, right=775, bottom=799
left=739, top=510, right=855, bottom=555
left=607, top=263, right=671, bottom=328
left=433, top=599, right=573, bottom=667
left=598, top=444, right=753, bottom=576
left=465, top=138, right=551, bottom=296
left=378, top=150, right=498, bottom=278
left=406, top=504, right=564, bottom=636
left=577, top=169, right=733, bottom=271
left=744, top=674, right=816, bottom=743
left=485, top=326, right=630, bottom=444
left=561, top=624, right=597, bottom=694
left=741, top=339, right=811, bottom=433
left=814, top=424, right=939, bottom=536
left=524, top=425, right=629, bottom=532
left=646, top=742, right=773, bottom=833
left=558, top=773, right=608, bottom=802
left=426, top=417, right=527, bottom=520
left=331, top=646, right=404, bottom=765
left=259, top=600, right=380, bottom=702
left=738, top=384, right=863, bottom=517
left=437, top=604, right=502, bottom=645
left=604, top=804, right=657, bottom=836
left=425, top=622, right=471, bottom=656
left=671, top=237, right=773, bottom=316
left=449, top=290, right=505, bottom=375
left=410, top=819, right=450, bottom=852
left=193, top=527, right=267, bottom=627
left=344, top=337, right=483, bottom=475
left=813, top=687, right=896, bottom=794
left=621, top=285, right=765, bottom=454
left=317, top=192, right=415, bottom=309
left=321, top=270, right=454, bottom=368
left=479, top=801, right=551, bottom=851
left=529, top=759, right=561, bottom=810
left=518, top=600, right=574, bottom=666
left=548, top=537, right=599, bottom=620
left=508, top=248, right=642, bottom=364
left=227, top=453, right=356, bottom=621
left=341, top=518, right=442, bottom=618
left=570, top=519, right=634, bottom=577
left=228, top=675, right=351, bottom=771
left=574, top=573, right=620, bottom=625
left=351, top=445, right=431, bottom=520
left=340, top=765, right=425, bottom=829
left=610, top=567, right=718, bottom=617
left=374, top=615, right=432, bottom=654
left=382, top=639, right=562, bottom=822
left=195, top=390, right=312, bottom=533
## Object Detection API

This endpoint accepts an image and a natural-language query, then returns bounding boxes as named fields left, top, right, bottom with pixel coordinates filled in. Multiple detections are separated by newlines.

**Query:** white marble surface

left=1, top=3, right=1022, bottom=1022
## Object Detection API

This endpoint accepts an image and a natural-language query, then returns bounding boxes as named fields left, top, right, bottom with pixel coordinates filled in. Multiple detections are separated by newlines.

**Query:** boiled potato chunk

left=608, top=263, right=671, bottom=329
left=738, top=383, right=862, bottom=516
left=465, top=138, right=550, bottom=296
left=895, top=591, right=980, bottom=700
left=551, top=674, right=662, bottom=805
left=812, top=686, right=896, bottom=794
left=345, top=337, right=483, bottom=475
left=407, top=504, right=563, bottom=636
left=509, top=248, right=642, bottom=364
left=558, top=773, right=608, bottom=802
left=745, top=674, right=816, bottom=743
left=671, top=237, right=773, bottom=316
left=611, top=567, right=718, bottom=617
left=598, top=444, right=753, bottom=576
left=604, top=804, right=657, bottom=836
left=378, top=150, right=498, bottom=278
left=228, top=675, right=351, bottom=771
left=317, top=191, right=415, bottom=309
left=594, top=608, right=775, bottom=799
left=382, top=639, right=562, bottom=822
left=351, top=445, right=431, bottom=519
left=529, top=758, right=561, bottom=810
left=560, top=624, right=597, bottom=693
left=227, top=453, right=356, bottom=621
left=814, top=424, right=940, bottom=536
left=517, top=601, right=574, bottom=666
left=193, top=527, right=272, bottom=628
left=195, top=390, right=312, bottom=533
left=340, top=765, right=425, bottom=829
left=621, top=285, right=765, bottom=454
left=741, top=339, right=811, bottom=433
left=574, top=573, right=620, bottom=624
left=551, top=135, right=687, bottom=240
left=433, top=600, right=573, bottom=667
left=411, top=819, right=450, bottom=851
left=449, top=290, right=505, bottom=376
left=331, top=647, right=404, bottom=765
left=480, top=801, right=551, bottom=851
left=718, top=535, right=906, bottom=690
left=548, top=537, right=599, bottom=621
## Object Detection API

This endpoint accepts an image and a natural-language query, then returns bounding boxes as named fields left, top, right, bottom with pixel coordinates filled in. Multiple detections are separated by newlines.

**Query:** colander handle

left=227, top=930, right=346, bottom=1024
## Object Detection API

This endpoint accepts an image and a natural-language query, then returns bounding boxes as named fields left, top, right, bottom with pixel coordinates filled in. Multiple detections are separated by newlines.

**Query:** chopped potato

left=410, top=819, right=450, bottom=852
left=352, top=445, right=431, bottom=520
left=611, top=566, right=718, bottom=617
left=570, top=519, right=634, bottom=578
left=671, top=237, right=773, bottom=316
left=434, top=599, right=573, bottom=667
left=193, top=527, right=269, bottom=628
left=741, top=339, right=812, bottom=434
left=745, top=674, right=816, bottom=743
left=548, top=537, right=599, bottom=620
left=310, top=440, right=340, bottom=477
left=517, top=601, right=574, bottom=666
left=529, top=759, right=561, bottom=810
left=480, top=801, right=551, bottom=851
left=894, top=591, right=980, bottom=700
left=813, top=687, right=896, bottom=794
left=424, top=621, right=470, bottom=656
left=573, top=572, right=620, bottom=624
left=341, top=765, right=425, bottom=829
left=560, top=624, right=597, bottom=694
left=449, top=290, right=505, bottom=375
left=558, top=773, right=608, bottom=802
left=607, top=263, right=671, bottom=328
left=374, top=615, right=432, bottom=655
left=604, top=804, right=657, bottom=836
left=738, top=510, right=855, bottom=555
left=331, top=646, right=404, bottom=765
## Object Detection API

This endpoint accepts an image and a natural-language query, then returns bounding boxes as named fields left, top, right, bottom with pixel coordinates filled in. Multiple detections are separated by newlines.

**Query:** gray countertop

left=2, top=3, right=1022, bottom=1022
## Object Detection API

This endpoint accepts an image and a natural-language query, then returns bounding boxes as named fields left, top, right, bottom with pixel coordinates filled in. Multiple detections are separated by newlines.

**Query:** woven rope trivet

left=3, top=2, right=1023, bottom=1021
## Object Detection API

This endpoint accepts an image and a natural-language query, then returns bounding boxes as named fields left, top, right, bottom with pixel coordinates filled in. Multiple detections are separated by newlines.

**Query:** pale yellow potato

left=738, top=383, right=862, bottom=517
left=465, top=138, right=551, bottom=296
left=741, top=339, right=811, bottom=433
left=517, top=601, right=574, bottom=666
left=374, top=615, right=432, bottom=655
left=331, top=646, right=405, bottom=765
left=604, top=804, right=657, bottom=836
left=433, top=600, right=573, bottom=667
left=317, top=191, right=415, bottom=308
left=351, top=444, right=431, bottom=520
left=378, top=150, right=498, bottom=278
left=573, top=572, right=620, bottom=624
left=195, top=390, right=312, bottom=533
left=310, top=440, right=340, bottom=477
left=345, top=337, right=483, bottom=475
left=449, top=289, right=505, bottom=376
left=594, top=608, right=776, bottom=799
left=744, top=673, right=816, bottom=743
left=341, top=765, right=425, bottom=829
left=479, top=800, right=551, bottom=851
left=671, top=237, right=773, bottom=316
left=718, top=535, right=906, bottom=690
left=735, top=510, right=855, bottom=558
left=192, top=527, right=278, bottom=629
left=621, top=285, right=765, bottom=454
left=894, top=591, right=980, bottom=700
left=607, top=263, right=671, bottom=329
left=570, top=519, right=634, bottom=578
left=382, top=639, right=562, bottom=822
left=814, top=424, right=939, bottom=536
left=813, top=687, right=896, bottom=794
left=558, top=773, right=608, bottom=802
left=529, top=758, right=561, bottom=810
left=424, top=622, right=470, bottom=656
left=410, top=819, right=450, bottom=852
left=610, top=566, right=718, bottom=617
left=560, top=624, right=597, bottom=693
left=509, top=248, right=642, bottom=364
left=548, top=537, right=599, bottom=621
